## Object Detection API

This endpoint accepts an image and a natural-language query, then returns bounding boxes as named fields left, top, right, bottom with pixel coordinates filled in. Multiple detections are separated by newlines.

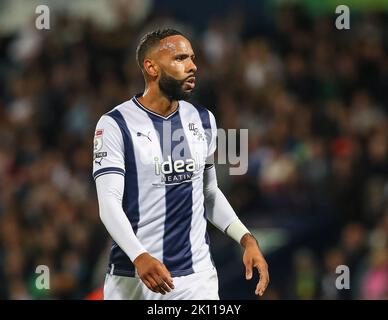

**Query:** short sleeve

left=92, top=115, right=125, bottom=180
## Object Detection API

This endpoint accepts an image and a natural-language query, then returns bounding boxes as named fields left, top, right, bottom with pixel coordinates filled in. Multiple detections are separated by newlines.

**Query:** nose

left=188, top=59, right=197, bottom=73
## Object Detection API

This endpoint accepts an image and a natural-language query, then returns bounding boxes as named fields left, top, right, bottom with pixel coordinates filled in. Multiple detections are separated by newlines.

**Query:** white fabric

left=93, top=115, right=125, bottom=175
left=225, top=219, right=251, bottom=244
left=104, top=266, right=219, bottom=300
left=95, top=173, right=147, bottom=262
left=206, top=110, right=218, bottom=165
left=93, top=96, right=246, bottom=279
left=178, top=101, right=215, bottom=272
left=93, top=98, right=216, bottom=276
left=203, top=166, right=240, bottom=233
left=123, top=106, right=167, bottom=266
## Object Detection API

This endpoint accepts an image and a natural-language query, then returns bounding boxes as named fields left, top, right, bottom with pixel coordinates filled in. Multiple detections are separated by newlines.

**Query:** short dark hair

left=136, top=28, right=184, bottom=70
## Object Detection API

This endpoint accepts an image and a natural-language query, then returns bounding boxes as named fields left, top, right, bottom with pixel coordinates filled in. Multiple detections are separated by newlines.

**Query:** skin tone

left=133, top=35, right=269, bottom=297
left=137, top=35, right=197, bottom=117
left=240, top=233, right=270, bottom=296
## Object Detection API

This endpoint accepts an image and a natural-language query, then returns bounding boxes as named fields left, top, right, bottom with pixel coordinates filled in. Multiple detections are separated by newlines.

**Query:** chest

left=127, top=118, right=208, bottom=186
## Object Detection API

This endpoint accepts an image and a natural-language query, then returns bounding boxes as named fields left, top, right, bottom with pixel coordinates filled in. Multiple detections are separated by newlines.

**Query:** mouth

left=184, top=76, right=196, bottom=90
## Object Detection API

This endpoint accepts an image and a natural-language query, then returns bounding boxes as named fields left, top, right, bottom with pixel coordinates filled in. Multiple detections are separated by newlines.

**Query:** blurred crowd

left=0, top=3, right=387, bottom=299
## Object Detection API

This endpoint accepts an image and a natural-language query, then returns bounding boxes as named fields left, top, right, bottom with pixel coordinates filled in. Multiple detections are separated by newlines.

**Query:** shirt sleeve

left=95, top=173, right=147, bottom=262
left=92, top=115, right=125, bottom=180
left=203, top=165, right=239, bottom=233
left=205, top=110, right=218, bottom=170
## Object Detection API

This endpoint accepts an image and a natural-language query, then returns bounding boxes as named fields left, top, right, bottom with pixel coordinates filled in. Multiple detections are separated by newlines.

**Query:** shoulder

left=179, top=100, right=216, bottom=126
left=96, top=100, right=134, bottom=127
left=180, top=100, right=212, bottom=114
left=105, top=100, right=134, bottom=118
left=95, top=110, right=124, bottom=137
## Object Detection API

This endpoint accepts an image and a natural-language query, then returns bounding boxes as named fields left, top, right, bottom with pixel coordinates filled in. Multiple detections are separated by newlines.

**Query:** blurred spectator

left=320, top=248, right=347, bottom=300
left=0, top=1, right=387, bottom=299
left=361, top=248, right=388, bottom=299
left=290, top=249, right=319, bottom=299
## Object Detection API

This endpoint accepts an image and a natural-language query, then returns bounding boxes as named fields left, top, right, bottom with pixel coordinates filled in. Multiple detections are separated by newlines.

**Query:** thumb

left=245, top=260, right=253, bottom=280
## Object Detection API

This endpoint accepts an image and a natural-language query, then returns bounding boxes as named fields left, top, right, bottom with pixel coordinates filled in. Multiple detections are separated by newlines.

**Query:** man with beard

left=93, top=29, right=269, bottom=300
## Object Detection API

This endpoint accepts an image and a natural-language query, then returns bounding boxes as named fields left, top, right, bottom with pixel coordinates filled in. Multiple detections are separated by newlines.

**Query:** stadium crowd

left=0, top=3, right=387, bottom=299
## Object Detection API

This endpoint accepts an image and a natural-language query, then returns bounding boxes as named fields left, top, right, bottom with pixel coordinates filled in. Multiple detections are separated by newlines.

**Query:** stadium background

left=0, top=0, right=387, bottom=299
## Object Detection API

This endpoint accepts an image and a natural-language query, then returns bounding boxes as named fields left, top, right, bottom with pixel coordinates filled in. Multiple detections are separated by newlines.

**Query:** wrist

left=240, top=233, right=258, bottom=249
left=133, top=251, right=149, bottom=266
left=226, top=219, right=251, bottom=244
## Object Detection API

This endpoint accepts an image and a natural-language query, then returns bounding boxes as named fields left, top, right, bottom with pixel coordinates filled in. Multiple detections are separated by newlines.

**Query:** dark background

left=0, top=0, right=387, bottom=299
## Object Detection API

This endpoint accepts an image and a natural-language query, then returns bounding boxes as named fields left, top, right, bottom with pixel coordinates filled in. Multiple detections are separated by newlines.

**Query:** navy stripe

left=195, top=106, right=212, bottom=149
left=93, top=167, right=125, bottom=180
left=147, top=109, right=194, bottom=274
left=106, top=109, right=139, bottom=276
left=94, top=171, right=125, bottom=180
left=107, top=265, right=135, bottom=277
left=164, top=182, right=194, bottom=274
left=204, top=164, right=214, bottom=170
left=132, top=95, right=179, bottom=120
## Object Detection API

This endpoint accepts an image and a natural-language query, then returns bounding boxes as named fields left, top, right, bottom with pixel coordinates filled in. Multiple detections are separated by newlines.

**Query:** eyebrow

left=174, top=53, right=195, bottom=59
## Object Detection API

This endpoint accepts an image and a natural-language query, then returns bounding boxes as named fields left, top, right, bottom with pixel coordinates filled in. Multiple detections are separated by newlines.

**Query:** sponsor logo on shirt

left=94, top=151, right=107, bottom=166
left=153, top=154, right=201, bottom=185
left=136, top=131, right=152, bottom=142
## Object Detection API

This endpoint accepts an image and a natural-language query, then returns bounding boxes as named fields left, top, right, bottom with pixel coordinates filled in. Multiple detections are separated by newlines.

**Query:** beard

left=159, top=70, right=193, bottom=101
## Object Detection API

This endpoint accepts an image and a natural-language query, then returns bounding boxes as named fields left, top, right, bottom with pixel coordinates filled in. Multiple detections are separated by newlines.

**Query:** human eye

left=175, top=55, right=187, bottom=61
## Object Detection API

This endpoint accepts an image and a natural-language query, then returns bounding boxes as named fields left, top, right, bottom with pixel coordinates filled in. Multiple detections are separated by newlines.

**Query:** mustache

left=160, top=70, right=195, bottom=83
left=181, top=74, right=196, bottom=82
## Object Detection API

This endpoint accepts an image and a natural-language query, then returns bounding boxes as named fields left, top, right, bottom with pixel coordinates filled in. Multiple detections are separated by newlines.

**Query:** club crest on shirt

left=188, top=123, right=205, bottom=141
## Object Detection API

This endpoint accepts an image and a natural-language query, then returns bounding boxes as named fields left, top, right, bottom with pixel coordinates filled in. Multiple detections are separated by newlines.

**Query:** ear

left=143, top=59, right=159, bottom=78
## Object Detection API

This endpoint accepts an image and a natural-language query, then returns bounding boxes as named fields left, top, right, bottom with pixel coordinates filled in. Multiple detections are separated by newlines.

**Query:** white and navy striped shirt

left=93, top=94, right=217, bottom=277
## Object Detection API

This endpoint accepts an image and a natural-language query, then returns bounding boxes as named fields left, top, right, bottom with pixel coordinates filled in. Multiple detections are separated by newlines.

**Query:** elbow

left=204, top=184, right=219, bottom=200
left=203, top=188, right=216, bottom=203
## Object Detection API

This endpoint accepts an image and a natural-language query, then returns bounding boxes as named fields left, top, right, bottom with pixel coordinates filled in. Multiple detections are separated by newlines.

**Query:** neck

left=137, top=85, right=179, bottom=117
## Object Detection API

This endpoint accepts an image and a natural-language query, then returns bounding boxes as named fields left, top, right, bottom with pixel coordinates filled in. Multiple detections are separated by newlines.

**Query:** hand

left=133, top=252, right=175, bottom=295
left=241, top=233, right=270, bottom=296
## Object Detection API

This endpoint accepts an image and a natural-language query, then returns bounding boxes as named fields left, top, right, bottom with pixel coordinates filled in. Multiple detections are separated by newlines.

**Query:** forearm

left=205, top=187, right=239, bottom=232
left=95, top=174, right=147, bottom=262
left=204, top=166, right=251, bottom=243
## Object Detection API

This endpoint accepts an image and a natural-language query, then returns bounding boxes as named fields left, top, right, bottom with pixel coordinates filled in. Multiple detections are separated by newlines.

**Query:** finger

left=158, top=279, right=172, bottom=293
left=255, top=266, right=269, bottom=296
left=148, top=276, right=166, bottom=295
left=161, top=273, right=175, bottom=290
left=152, top=275, right=168, bottom=295
left=154, top=272, right=171, bottom=293
left=142, top=279, right=156, bottom=293
left=143, top=277, right=158, bottom=293
left=256, top=278, right=268, bottom=296
left=245, top=259, right=253, bottom=280
left=161, top=264, right=174, bottom=286
left=156, top=265, right=174, bottom=291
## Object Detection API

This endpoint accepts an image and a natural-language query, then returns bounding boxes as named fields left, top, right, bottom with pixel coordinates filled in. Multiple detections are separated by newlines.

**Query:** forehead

left=157, top=35, right=194, bottom=56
